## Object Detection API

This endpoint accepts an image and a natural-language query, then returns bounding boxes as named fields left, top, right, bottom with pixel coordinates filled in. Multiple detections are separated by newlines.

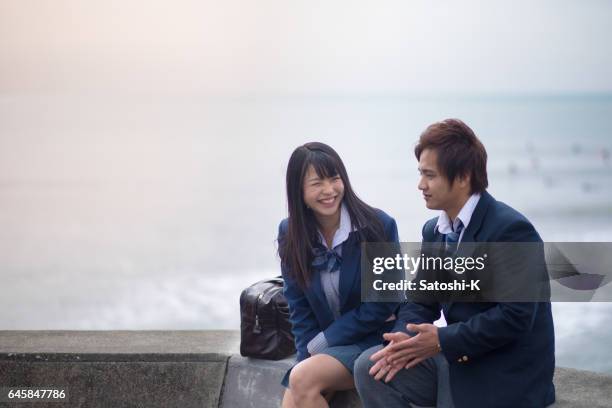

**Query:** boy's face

left=417, top=148, right=466, bottom=212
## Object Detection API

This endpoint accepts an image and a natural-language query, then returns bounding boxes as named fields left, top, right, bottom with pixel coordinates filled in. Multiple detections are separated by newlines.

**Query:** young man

left=354, top=119, right=555, bottom=407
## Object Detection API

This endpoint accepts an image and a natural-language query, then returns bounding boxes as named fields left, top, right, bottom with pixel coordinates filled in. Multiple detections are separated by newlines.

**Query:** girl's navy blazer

left=278, top=209, right=401, bottom=362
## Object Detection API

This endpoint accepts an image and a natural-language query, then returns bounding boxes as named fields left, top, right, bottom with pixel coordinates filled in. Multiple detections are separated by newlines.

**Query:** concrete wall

left=0, top=331, right=236, bottom=408
left=0, top=331, right=610, bottom=407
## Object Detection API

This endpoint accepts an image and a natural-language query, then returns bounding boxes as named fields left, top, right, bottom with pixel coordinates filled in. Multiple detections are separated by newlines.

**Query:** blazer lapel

left=456, top=230, right=477, bottom=258
left=444, top=192, right=492, bottom=312
left=308, top=269, right=335, bottom=327
left=456, top=191, right=492, bottom=256
left=338, top=232, right=359, bottom=311
left=430, top=226, right=445, bottom=255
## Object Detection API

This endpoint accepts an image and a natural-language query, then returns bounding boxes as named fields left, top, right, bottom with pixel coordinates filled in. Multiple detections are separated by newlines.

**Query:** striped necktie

left=445, top=220, right=464, bottom=254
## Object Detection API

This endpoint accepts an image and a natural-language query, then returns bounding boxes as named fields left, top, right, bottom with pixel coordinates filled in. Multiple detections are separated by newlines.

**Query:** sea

left=1, top=93, right=611, bottom=373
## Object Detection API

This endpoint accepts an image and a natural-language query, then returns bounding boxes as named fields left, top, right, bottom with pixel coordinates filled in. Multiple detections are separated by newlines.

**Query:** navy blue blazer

left=279, top=209, right=401, bottom=363
left=394, top=191, right=555, bottom=408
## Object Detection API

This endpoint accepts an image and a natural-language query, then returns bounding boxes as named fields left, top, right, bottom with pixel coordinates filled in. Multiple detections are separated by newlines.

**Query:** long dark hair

left=278, top=142, right=385, bottom=289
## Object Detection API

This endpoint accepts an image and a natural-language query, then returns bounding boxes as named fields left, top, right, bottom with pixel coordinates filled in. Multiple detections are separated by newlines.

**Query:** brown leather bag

left=239, top=277, right=296, bottom=360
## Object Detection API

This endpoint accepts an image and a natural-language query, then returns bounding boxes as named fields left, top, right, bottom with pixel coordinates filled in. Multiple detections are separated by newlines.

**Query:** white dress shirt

left=435, top=193, right=481, bottom=246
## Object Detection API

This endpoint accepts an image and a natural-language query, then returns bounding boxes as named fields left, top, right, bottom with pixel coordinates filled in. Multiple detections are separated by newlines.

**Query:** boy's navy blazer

left=279, top=209, right=400, bottom=362
left=394, top=191, right=556, bottom=408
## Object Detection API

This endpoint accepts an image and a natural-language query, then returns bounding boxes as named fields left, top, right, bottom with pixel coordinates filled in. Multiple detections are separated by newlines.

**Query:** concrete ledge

left=0, top=331, right=239, bottom=408
left=220, top=355, right=292, bottom=408
left=220, top=355, right=361, bottom=408
left=220, top=355, right=612, bottom=408
left=1, top=331, right=611, bottom=407
left=1, top=360, right=226, bottom=408
left=552, top=367, right=612, bottom=408
left=0, top=330, right=239, bottom=361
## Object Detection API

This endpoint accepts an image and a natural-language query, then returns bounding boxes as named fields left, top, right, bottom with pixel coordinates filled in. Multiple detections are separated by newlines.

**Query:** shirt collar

left=435, top=193, right=481, bottom=235
left=318, top=203, right=354, bottom=250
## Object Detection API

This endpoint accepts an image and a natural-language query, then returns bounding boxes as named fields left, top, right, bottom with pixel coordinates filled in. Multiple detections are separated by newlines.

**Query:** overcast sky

left=1, top=0, right=611, bottom=94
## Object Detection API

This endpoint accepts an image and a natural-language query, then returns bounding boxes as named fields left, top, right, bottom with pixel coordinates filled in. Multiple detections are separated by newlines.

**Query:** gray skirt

left=281, top=344, right=363, bottom=388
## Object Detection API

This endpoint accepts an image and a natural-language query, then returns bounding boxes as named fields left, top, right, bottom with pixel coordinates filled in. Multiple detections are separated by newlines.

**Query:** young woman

left=277, top=142, right=400, bottom=408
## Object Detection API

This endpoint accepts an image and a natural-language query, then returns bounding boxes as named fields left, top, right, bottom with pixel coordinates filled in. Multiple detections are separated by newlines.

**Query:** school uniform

left=278, top=205, right=401, bottom=386
left=355, top=191, right=555, bottom=408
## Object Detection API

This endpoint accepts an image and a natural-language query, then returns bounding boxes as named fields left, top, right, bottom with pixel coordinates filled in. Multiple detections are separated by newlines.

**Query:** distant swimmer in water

left=601, top=148, right=610, bottom=165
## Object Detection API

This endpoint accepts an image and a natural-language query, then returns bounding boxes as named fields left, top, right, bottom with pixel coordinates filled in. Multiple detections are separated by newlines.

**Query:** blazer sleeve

left=392, top=218, right=441, bottom=333
left=322, top=215, right=402, bottom=347
left=278, top=221, right=321, bottom=362
left=437, top=219, right=543, bottom=363
left=438, top=302, right=539, bottom=363
left=392, top=301, right=441, bottom=333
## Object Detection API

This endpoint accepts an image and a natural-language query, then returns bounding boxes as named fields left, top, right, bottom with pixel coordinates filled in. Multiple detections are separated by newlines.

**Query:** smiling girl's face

left=302, top=165, right=345, bottom=220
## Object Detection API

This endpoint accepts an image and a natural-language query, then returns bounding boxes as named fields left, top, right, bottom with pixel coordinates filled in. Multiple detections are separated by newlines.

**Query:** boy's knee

left=354, top=346, right=380, bottom=382
left=354, top=351, right=372, bottom=376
